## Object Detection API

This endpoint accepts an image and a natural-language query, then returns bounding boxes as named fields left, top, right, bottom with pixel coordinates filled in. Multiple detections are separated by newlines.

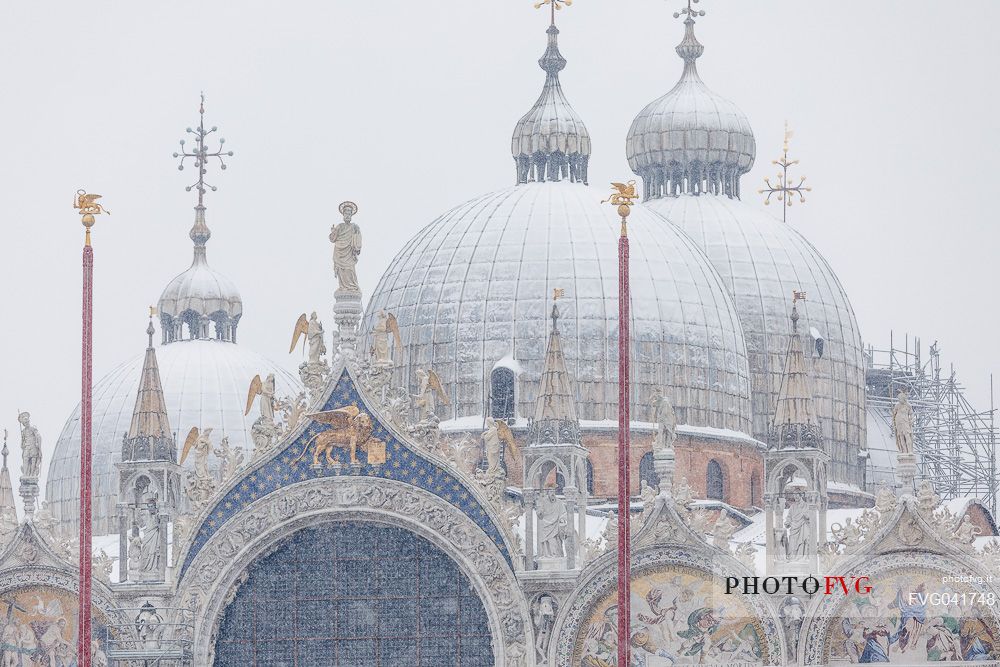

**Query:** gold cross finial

left=759, top=121, right=811, bottom=224
left=674, top=0, right=705, bottom=20
left=534, top=0, right=572, bottom=25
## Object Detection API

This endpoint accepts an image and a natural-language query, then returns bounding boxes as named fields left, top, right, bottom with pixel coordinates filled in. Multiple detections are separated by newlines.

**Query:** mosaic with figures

left=573, top=565, right=768, bottom=666
left=0, top=586, right=109, bottom=666
left=822, top=567, right=1000, bottom=664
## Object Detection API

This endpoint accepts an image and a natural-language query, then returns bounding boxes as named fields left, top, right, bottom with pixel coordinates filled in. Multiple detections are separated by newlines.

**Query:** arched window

left=706, top=460, right=725, bottom=501
left=639, top=452, right=658, bottom=492
left=586, top=460, right=594, bottom=495
left=214, top=522, right=494, bottom=665
left=490, top=367, right=516, bottom=421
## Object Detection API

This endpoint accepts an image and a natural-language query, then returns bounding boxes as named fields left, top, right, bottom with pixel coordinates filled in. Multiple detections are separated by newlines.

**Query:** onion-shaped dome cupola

left=626, top=6, right=755, bottom=199
left=511, top=17, right=591, bottom=185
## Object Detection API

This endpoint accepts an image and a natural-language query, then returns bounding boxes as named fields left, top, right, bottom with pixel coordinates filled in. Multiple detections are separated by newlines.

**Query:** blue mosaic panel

left=213, top=522, right=494, bottom=666
left=182, top=370, right=512, bottom=576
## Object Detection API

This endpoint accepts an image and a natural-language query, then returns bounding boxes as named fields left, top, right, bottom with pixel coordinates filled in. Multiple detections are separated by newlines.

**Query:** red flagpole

left=75, top=191, right=107, bottom=667
left=614, top=192, right=633, bottom=667
left=79, top=236, right=93, bottom=666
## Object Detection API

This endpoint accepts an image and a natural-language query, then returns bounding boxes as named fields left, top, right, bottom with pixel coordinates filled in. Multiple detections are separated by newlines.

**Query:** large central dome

left=363, top=181, right=752, bottom=432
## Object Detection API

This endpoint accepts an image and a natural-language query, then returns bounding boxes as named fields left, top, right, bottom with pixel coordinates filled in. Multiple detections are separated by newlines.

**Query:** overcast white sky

left=1, top=0, right=998, bottom=498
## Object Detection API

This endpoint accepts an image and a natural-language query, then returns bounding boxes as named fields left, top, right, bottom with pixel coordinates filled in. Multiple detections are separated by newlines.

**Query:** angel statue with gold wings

left=371, top=310, right=403, bottom=367
left=180, top=427, right=213, bottom=480
left=482, top=417, right=520, bottom=476
left=245, top=373, right=277, bottom=421
left=413, top=369, right=449, bottom=422
left=289, top=312, right=326, bottom=364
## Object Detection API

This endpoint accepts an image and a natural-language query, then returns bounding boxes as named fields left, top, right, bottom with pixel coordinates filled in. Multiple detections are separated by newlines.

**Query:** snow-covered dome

left=643, top=153, right=865, bottom=489
left=628, top=13, right=866, bottom=489
left=511, top=23, right=591, bottom=185
left=363, top=181, right=753, bottom=432
left=626, top=17, right=755, bottom=199
left=46, top=339, right=300, bottom=535
left=157, top=206, right=243, bottom=343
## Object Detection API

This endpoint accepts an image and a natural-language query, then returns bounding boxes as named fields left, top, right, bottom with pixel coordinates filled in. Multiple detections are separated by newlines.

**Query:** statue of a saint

left=331, top=201, right=362, bottom=293
left=535, top=489, right=567, bottom=558
left=306, top=312, right=326, bottom=364
left=137, top=503, right=161, bottom=574
left=533, top=594, right=557, bottom=662
left=213, top=436, right=244, bottom=484
left=651, top=389, right=677, bottom=453
left=781, top=491, right=813, bottom=560
left=711, top=508, right=737, bottom=550
left=17, top=412, right=41, bottom=480
left=135, top=602, right=164, bottom=650
left=892, top=389, right=915, bottom=455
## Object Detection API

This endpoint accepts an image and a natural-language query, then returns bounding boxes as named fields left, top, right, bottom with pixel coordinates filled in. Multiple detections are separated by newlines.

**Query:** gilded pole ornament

left=74, top=190, right=110, bottom=246
left=602, top=181, right=638, bottom=236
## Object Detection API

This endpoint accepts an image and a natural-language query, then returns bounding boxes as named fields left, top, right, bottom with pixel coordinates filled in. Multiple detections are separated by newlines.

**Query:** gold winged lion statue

left=293, top=406, right=386, bottom=466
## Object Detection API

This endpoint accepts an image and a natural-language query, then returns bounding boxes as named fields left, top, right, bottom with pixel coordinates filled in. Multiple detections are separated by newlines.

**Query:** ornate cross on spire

left=760, top=122, right=811, bottom=223
left=534, top=0, right=572, bottom=26
left=173, top=93, right=234, bottom=208
left=673, top=0, right=705, bottom=21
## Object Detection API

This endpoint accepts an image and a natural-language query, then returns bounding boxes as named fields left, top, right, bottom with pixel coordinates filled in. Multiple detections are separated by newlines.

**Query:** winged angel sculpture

left=371, top=310, right=403, bottom=366
left=289, top=312, right=327, bottom=364
left=413, top=369, right=449, bottom=423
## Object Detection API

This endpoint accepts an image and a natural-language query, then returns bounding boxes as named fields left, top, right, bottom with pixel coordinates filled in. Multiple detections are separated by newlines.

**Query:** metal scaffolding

left=865, top=333, right=997, bottom=515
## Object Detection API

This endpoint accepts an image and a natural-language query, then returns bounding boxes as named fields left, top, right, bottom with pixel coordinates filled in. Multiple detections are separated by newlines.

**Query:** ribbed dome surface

left=158, top=250, right=243, bottom=321
left=646, top=194, right=866, bottom=487
left=363, top=181, right=752, bottom=433
left=45, top=340, right=300, bottom=535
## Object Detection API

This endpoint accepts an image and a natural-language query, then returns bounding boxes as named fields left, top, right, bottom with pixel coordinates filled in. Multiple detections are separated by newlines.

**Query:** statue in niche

left=17, top=412, right=41, bottom=480
left=892, top=389, right=915, bottom=455
left=535, top=488, right=568, bottom=558
left=331, top=201, right=362, bottom=293
left=780, top=488, right=812, bottom=560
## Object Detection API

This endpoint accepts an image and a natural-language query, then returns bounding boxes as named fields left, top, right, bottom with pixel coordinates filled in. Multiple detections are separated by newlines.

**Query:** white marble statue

left=136, top=504, right=161, bottom=575
left=892, top=389, right=915, bottom=455
left=781, top=491, right=813, bottom=560
left=831, top=516, right=862, bottom=549
left=711, top=508, right=738, bottom=550
left=639, top=479, right=657, bottom=523
left=190, top=429, right=213, bottom=481
left=651, top=389, right=677, bottom=453
left=17, top=412, right=41, bottom=480
left=953, top=515, right=982, bottom=544
left=535, top=489, right=568, bottom=559
left=306, top=312, right=326, bottom=364
left=135, top=602, right=164, bottom=650
left=413, top=369, right=447, bottom=423
left=331, top=201, right=362, bottom=292
left=372, top=310, right=402, bottom=366
left=533, top=594, right=556, bottom=662
left=213, top=436, right=244, bottom=485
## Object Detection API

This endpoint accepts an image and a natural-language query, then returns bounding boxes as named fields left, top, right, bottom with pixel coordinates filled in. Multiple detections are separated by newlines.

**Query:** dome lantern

left=626, top=5, right=756, bottom=199
left=511, top=7, right=591, bottom=186
left=159, top=94, right=242, bottom=344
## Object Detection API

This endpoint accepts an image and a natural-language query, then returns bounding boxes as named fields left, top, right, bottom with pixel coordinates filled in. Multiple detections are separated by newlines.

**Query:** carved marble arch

left=766, top=457, right=813, bottom=496
left=551, top=545, right=784, bottom=667
left=175, top=477, right=533, bottom=666
left=801, top=500, right=1000, bottom=665
left=526, top=456, right=570, bottom=489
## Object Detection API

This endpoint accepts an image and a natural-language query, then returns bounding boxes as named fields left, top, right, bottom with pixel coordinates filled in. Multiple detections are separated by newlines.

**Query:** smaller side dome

left=511, top=24, right=591, bottom=185
left=626, top=16, right=755, bottom=199
left=157, top=205, right=243, bottom=343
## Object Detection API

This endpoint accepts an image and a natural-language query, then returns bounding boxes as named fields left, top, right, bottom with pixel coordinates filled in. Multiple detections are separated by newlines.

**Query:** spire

left=0, top=431, right=16, bottom=524
left=160, top=94, right=243, bottom=344
left=122, top=317, right=177, bottom=463
left=626, top=0, right=756, bottom=199
left=769, top=291, right=821, bottom=450
left=511, top=2, right=591, bottom=185
left=529, top=289, right=581, bottom=445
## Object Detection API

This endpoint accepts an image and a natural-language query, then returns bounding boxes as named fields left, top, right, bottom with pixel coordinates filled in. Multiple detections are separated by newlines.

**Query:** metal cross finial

left=534, top=0, right=572, bottom=26
left=759, top=122, right=811, bottom=224
left=551, top=288, right=565, bottom=331
left=674, top=0, right=705, bottom=20
left=173, top=93, right=234, bottom=207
